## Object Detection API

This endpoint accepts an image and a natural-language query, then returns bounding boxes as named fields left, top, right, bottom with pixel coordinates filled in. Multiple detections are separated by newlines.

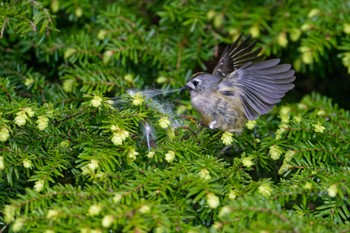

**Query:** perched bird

left=182, top=34, right=295, bottom=133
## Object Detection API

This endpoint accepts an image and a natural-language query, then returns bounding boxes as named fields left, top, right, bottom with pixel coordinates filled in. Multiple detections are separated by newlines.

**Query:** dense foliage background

left=1, top=0, right=350, bottom=232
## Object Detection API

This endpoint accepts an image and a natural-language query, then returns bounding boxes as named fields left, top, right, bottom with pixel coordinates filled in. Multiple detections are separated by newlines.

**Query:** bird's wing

left=212, top=34, right=264, bottom=78
left=218, top=59, right=295, bottom=120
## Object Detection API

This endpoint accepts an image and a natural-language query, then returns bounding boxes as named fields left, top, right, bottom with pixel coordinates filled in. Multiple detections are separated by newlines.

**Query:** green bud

left=103, top=50, right=114, bottom=64
left=344, top=23, right=350, bottom=34
left=124, top=74, right=134, bottom=83
left=75, top=7, right=83, bottom=18
left=277, top=32, right=288, bottom=47
left=63, top=79, right=75, bottom=93
left=301, top=23, right=312, bottom=31
left=206, top=10, right=216, bottom=20
left=64, top=48, right=76, bottom=59
left=213, top=14, right=224, bottom=28
left=51, top=0, right=60, bottom=13
left=97, top=30, right=107, bottom=40
left=249, top=25, right=260, bottom=38
left=289, top=28, right=301, bottom=42
left=308, top=8, right=320, bottom=18
left=156, top=76, right=168, bottom=84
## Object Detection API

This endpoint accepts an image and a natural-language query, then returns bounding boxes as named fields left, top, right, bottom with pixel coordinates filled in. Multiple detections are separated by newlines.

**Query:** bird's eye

left=192, top=80, right=199, bottom=87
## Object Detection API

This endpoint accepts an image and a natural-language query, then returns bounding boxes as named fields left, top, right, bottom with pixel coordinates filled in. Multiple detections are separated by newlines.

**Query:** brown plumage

left=183, top=35, right=295, bottom=132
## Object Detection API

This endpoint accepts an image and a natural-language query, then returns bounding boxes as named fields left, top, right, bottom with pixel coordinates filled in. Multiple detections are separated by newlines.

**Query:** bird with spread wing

left=182, top=35, right=295, bottom=132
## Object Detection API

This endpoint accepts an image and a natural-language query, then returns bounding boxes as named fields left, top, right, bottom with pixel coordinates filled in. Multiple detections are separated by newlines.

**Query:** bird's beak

left=180, top=86, right=189, bottom=92
left=180, top=84, right=193, bottom=92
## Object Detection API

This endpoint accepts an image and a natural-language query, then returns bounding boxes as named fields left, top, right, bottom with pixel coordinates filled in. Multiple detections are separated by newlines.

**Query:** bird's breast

left=190, top=92, right=247, bottom=132
left=190, top=93, right=217, bottom=125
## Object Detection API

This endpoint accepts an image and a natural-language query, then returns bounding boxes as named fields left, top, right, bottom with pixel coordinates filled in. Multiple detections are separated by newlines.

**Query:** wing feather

left=212, top=35, right=295, bottom=120
left=218, top=59, right=295, bottom=120
left=212, top=35, right=264, bottom=78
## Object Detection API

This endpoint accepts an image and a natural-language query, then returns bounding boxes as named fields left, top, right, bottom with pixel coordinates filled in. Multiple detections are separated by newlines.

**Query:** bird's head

left=181, top=72, right=219, bottom=96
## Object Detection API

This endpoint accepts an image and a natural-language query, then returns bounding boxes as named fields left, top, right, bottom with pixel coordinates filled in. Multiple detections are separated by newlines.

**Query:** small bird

left=182, top=34, right=295, bottom=133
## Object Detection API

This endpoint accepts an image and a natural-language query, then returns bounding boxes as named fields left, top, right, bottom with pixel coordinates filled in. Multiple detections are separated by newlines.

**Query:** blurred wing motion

left=216, top=36, right=295, bottom=120
left=213, top=34, right=264, bottom=78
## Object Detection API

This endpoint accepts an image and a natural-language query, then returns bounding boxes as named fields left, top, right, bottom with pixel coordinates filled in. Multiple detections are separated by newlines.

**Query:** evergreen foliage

left=1, top=0, right=350, bottom=232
